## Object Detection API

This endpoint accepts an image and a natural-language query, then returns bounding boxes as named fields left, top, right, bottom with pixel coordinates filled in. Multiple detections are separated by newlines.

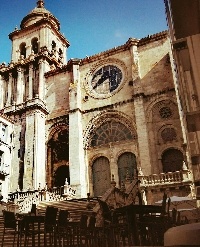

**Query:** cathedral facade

left=0, top=1, right=193, bottom=201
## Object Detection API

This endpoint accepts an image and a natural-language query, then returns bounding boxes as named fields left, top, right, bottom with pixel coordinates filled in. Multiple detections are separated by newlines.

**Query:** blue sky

left=0, top=0, right=167, bottom=64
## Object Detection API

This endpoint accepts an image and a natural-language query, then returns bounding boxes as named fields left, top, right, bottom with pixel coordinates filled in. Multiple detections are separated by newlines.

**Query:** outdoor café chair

left=2, top=210, right=23, bottom=247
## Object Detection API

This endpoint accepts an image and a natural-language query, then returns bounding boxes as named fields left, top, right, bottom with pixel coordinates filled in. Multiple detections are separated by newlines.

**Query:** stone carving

left=159, top=106, right=172, bottom=119
left=83, top=110, right=137, bottom=149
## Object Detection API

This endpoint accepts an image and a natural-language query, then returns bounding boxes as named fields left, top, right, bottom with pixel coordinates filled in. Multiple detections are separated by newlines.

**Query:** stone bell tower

left=0, top=0, right=70, bottom=192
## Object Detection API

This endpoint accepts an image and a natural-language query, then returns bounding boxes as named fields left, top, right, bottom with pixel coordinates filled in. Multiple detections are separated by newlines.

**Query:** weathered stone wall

left=62, top=33, right=184, bottom=197
left=45, top=71, right=71, bottom=120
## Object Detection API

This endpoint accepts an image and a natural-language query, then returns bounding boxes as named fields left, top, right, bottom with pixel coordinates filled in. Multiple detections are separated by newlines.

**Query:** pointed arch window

left=90, top=120, right=133, bottom=147
left=20, top=43, right=26, bottom=58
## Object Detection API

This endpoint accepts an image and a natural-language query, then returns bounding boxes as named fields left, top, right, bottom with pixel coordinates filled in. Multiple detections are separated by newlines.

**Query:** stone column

left=28, top=63, right=33, bottom=100
left=38, top=58, right=49, bottom=101
left=34, top=110, right=46, bottom=189
left=39, top=28, right=46, bottom=48
left=23, top=110, right=46, bottom=190
left=134, top=95, right=151, bottom=175
left=16, top=66, right=23, bottom=104
left=23, top=112, right=35, bottom=190
left=68, top=59, right=88, bottom=198
left=38, top=59, right=44, bottom=100
left=46, top=145, right=52, bottom=188
left=0, top=75, right=4, bottom=109
left=6, top=73, right=12, bottom=106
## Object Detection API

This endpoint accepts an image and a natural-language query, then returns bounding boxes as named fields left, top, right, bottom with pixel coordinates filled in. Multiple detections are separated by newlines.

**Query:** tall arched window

left=31, top=38, right=38, bottom=54
left=52, top=41, right=56, bottom=49
left=90, top=120, right=134, bottom=147
left=51, top=41, right=56, bottom=56
left=118, top=152, right=137, bottom=186
left=58, top=48, right=63, bottom=63
left=20, top=43, right=26, bottom=58
left=162, top=148, right=183, bottom=172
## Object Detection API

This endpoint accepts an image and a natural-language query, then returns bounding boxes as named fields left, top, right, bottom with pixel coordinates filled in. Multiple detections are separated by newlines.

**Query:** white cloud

left=115, top=30, right=124, bottom=38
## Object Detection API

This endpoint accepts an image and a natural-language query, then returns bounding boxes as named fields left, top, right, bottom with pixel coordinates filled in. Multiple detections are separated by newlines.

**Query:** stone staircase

left=37, top=198, right=98, bottom=221
left=0, top=198, right=99, bottom=247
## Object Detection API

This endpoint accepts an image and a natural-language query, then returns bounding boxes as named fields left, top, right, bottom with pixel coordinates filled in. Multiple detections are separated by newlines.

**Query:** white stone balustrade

left=8, top=182, right=77, bottom=213
left=139, top=169, right=192, bottom=187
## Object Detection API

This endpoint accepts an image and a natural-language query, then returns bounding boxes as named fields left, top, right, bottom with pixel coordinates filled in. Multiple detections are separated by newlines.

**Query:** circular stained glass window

left=91, top=65, right=123, bottom=94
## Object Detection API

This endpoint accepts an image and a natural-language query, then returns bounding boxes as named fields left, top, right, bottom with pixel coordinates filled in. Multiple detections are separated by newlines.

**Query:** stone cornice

left=68, top=98, right=135, bottom=115
left=0, top=113, right=14, bottom=124
left=44, top=64, right=70, bottom=78
left=133, top=87, right=175, bottom=100
left=138, top=30, right=168, bottom=47
left=0, top=52, right=59, bottom=75
left=80, top=31, right=168, bottom=65
left=46, top=114, right=69, bottom=126
left=42, top=31, right=168, bottom=77
left=80, top=39, right=139, bottom=65
left=44, top=58, right=81, bottom=78
left=3, top=98, right=49, bottom=116
left=67, top=88, right=175, bottom=115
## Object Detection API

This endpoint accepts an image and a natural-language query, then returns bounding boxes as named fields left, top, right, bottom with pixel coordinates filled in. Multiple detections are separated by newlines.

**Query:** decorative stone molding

left=157, top=145, right=184, bottom=160
left=83, top=110, right=137, bottom=149
left=89, top=153, right=110, bottom=167
left=47, top=115, right=69, bottom=138
left=146, top=96, right=178, bottom=123
left=157, top=124, right=179, bottom=144
left=114, top=148, right=138, bottom=165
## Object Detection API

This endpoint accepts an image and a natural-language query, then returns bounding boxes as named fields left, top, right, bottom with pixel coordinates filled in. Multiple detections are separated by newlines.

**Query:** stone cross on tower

left=37, top=0, right=45, bottom=8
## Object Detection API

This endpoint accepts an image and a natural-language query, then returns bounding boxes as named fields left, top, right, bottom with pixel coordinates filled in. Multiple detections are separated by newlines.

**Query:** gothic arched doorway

left=92, top=156, right=111, bottom=197
left=118, top=152, right=137, bottom=186
left=47, top=127, right=69, bottom=188
left=54, top=165, right=69, bottom=187
left=162, top=148, right=184, bottom=172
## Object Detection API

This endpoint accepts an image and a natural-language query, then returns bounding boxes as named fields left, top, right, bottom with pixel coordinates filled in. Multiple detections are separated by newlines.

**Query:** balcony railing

left=139, top=169, right=192, bottom=187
